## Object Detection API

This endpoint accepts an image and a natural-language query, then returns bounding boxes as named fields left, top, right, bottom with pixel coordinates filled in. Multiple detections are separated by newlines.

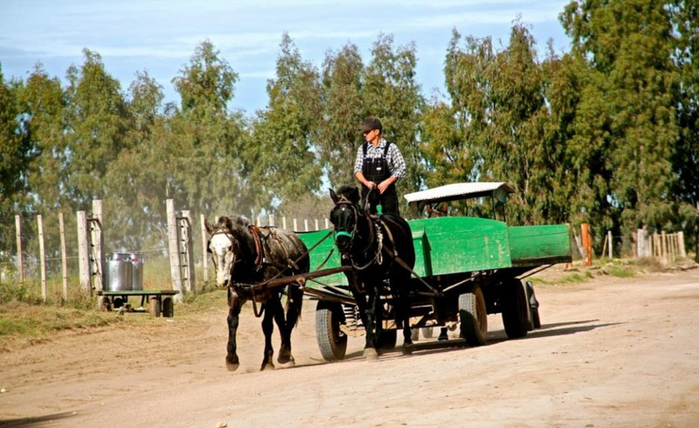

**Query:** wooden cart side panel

left=408, top=217, right=512, bottom=275
left=508, top=224, right=573, bottom=266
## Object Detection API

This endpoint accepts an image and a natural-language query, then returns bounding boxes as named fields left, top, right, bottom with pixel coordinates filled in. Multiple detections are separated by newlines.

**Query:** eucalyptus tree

left=170, top=40, right=249, bottom=218
left=102, top=70, right=170, bottom=250
left=64, top=49, right=130, bottom=210
left=19, top=64, right=69, bottom=214
left=0, top=70, right=32, bottom=257
left=362, top=34, right=424, bottom=199
left=319, top=43, right=365, bottom=189
left=252, top=33, right=323, bottom=216
left=669, top=0, right=699, bottom=256
left=561, top=0, right=680, bottom=239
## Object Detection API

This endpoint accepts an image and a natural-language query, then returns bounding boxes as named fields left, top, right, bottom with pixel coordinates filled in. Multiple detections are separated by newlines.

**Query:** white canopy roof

left=404, top=182, right=513, bottom=205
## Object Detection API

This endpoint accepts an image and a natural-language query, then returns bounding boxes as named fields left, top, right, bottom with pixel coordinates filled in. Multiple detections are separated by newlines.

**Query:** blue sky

left=1, top=0, right=571, bottom=115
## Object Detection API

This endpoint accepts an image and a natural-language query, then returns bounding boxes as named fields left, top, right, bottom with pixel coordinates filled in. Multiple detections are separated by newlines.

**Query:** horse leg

left=363, top=286, right=380, bottom=360
left=226, top=292, right=243, bottom=371
left=260, top=301, right=276, bottom=371
left=395, top=279, right=414, bottom=355
left=277, top=285, right=303, bottom=366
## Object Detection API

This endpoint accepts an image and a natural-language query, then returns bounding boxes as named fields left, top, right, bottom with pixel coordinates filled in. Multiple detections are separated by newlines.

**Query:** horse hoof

left=363, top=348, right=379, bottom=361
left=226, top=355, right=240, bottom=372
left=278, top=347, right=293, bottom=365
left=260, top=362, right=275, bottom=371
left=278, top=354, right=295, bottom=366
left=402, top=342, right=414, bottom=355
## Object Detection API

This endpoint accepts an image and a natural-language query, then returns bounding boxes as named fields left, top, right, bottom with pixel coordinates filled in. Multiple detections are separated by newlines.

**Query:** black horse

left=205, top=216, right=309, bottom=371
left=329, top=186, right=416, bottom=359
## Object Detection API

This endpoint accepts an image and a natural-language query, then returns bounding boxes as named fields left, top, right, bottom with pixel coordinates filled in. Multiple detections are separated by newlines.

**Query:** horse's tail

left=285, top=282, right=304, bottom=327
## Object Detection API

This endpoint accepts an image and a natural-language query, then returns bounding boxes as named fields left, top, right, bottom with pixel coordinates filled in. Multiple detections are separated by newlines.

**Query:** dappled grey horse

left=206, top=215, right=309, bottom=371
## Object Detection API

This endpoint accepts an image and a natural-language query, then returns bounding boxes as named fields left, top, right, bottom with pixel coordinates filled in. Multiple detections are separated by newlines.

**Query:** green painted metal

left=508, top=224, right=572, bottom=266
left=296, top=216, right=572, bottom=289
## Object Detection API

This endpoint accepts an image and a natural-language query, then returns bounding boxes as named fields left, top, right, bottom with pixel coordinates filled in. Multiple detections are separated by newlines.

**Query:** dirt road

left=2, top=267, right=698, bottom=427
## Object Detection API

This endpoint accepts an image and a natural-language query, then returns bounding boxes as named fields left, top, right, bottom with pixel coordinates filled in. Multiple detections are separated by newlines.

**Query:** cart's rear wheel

left=315, top=301, right=347, bottom=361
left=501, top=278, right=528, bottom=339
left=162, top=297, right=174, bottom=318
left=459, top=284, right=487, bottom=346
left=525, top=281, right=541, bottom=329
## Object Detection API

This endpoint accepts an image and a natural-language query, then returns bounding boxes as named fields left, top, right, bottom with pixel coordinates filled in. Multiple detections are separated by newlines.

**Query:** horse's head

left=329, top=186, right=361, bottom=253
left=205, top=216, right=238, bottom=289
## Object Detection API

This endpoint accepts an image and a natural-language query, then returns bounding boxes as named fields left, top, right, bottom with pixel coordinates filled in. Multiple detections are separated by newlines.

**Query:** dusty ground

left=1, top=266, right=699, bottom=428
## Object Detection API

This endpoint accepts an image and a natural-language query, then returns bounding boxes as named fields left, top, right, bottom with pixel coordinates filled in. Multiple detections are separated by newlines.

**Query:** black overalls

left=361, top=141, right=400, bottom=215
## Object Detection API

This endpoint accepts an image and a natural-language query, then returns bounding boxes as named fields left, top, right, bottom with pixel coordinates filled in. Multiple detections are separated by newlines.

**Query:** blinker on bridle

left=332, top=200, right=358, bottom=242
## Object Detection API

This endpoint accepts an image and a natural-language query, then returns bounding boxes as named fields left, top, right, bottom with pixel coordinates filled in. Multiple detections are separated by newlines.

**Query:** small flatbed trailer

left=296, top=182, right=573, bottom=361
left=97, top=290, right=179, bottom=317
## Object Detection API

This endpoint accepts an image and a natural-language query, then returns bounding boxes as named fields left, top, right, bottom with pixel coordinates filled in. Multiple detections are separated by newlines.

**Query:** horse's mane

left=214, top=215, right=251, bottom=231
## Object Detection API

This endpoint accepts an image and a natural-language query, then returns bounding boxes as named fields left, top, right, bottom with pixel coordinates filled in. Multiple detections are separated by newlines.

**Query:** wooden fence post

left=282, top=216, right=287, bottom=230
left=77, top=211, right=90, bottom=293
left=166, top=199, right=183, bottom=300
left=15, top=215, right=24, bottom=283
left=607, top=230, right=613, bottom=259
left=59, top=213, right=68, bottom=300
left=269, top=214, right=275, bottom=227
left=200, top=214, right=208, bottom=282
left=38, top=215, right=47, bottom=302
left=293, top=218, right=298, bottom=231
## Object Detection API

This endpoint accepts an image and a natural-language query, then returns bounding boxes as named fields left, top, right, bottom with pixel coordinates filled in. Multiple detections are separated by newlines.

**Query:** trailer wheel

left=315, top=301, right=347, bottom=361
left=459, top=285, right=487, bottom=346
left=525, top=281, right=541, bottom=329
left=162, top=297, right=174, bottom=318
left=501, top=278, right=528, bottom=339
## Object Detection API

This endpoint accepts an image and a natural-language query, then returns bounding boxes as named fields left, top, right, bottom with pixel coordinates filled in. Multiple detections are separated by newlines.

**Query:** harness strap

left=248, top=225, right=264, bottom=268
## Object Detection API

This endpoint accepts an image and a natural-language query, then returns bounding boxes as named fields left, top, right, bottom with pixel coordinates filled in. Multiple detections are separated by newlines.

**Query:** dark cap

left=361, top=116, right=382, bottom=133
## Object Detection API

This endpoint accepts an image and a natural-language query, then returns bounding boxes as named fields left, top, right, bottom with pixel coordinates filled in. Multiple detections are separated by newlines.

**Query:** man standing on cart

left=354, top=116, right=407, bottom=215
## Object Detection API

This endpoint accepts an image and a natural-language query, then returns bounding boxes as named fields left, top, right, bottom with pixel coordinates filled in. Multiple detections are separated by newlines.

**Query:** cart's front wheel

left=315, top=301, right=348, bottom=361
left=459, top=285, right=487, bottom=346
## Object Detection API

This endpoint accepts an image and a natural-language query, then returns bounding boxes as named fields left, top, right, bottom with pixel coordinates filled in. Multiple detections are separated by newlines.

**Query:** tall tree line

left=0, top=0, right=697, bottom=264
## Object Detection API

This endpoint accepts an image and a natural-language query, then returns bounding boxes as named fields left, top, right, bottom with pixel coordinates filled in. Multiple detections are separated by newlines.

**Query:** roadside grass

left=0, top=261, right=226, bottom=352
left=530, top=256, right=694, bottom=286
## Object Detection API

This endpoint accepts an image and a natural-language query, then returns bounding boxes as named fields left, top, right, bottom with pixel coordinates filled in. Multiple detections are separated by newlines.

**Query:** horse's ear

left=330, top=188, right=339, bottom=204
left=350, top=186, right=360, bottom=203
left=224, top=216, right=235, bottom=231
left=204, top=218, right=214, bottom=234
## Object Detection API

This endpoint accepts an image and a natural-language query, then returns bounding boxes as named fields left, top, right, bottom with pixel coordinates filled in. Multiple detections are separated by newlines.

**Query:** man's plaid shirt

left=353, top=138, right=407, bottom=181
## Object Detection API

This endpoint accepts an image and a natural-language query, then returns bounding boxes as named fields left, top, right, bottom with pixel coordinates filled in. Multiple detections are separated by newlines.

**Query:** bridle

left=331, top=198, right=382, bottom=269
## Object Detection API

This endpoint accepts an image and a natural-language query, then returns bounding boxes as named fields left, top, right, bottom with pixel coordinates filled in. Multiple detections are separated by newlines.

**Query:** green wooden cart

left=296, top=182, right=573, bottom=361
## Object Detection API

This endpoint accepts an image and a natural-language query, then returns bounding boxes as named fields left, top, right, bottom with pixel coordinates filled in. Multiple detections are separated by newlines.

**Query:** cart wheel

left=99, top=296, right=112, bottom=312
left=380, top=329, right=397, bottom=350
left=113, top=297, right=124, bottom=309
left=149, top=298, right=161, bottom=317
left=459, top=284, right=487, bottom=346
left=315, top=301, right=347, bottom=361
left=421, top=326, right=434, bottom=338
left=501, top=278, right=528, bottom=339
left=525, top=281, right=541, bottom=329
left=162, top=297, right=174, bottom=318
